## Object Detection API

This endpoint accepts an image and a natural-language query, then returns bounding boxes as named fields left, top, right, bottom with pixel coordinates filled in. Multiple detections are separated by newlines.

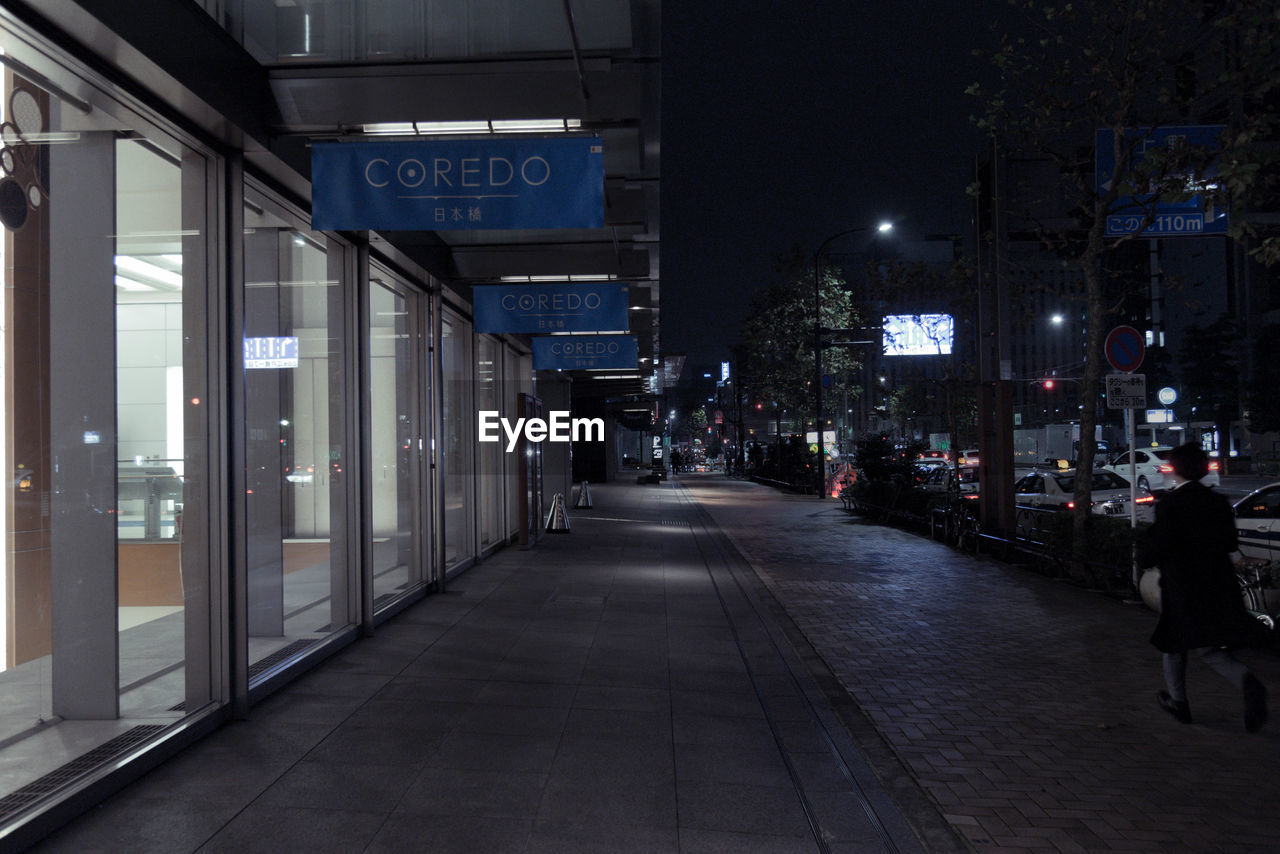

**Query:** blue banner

left=311, top=136, right=604, bottom=231
left=473, top=282, right=630, bottom=334
left=532, top=335, right=638, bottom=371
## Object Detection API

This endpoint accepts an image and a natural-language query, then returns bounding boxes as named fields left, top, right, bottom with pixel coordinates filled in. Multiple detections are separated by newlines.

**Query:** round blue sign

left=1104, top=325, right=1145, bottom=373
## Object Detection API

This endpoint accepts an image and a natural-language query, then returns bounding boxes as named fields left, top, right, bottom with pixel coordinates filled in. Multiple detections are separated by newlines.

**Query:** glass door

left=242, top=184, right=353, bottom=682
left=368, top=269, right=427, bottom=610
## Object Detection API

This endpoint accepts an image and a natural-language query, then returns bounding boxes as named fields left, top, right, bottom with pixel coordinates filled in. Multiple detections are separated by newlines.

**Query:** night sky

left=660, top=2, right=995, bottom=368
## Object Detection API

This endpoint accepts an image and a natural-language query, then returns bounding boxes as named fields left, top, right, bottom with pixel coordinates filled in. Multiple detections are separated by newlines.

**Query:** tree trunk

left=1072, top=231, right=1108, bottom=585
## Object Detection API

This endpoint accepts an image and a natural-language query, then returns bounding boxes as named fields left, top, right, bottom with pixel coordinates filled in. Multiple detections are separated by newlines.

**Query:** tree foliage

left=968, top=0, right=1278, bottom=561
left=739, top=251, right=863, bottom=427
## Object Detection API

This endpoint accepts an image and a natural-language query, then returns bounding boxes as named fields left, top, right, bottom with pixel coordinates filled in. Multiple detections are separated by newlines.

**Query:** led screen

left=244, top=336, right=299, bottom=369
left=882, top=314, right=953, bottom=356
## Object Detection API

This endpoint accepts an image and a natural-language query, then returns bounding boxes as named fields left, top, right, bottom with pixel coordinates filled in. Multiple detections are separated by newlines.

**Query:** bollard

left=573, top=481, right=593, bottom=509
left=545, top=492, right=571, bottom=533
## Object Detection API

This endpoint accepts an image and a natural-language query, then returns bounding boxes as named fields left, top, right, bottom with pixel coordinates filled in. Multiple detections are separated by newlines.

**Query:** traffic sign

left=1095, top=125, right=1228, bottom=239
left=1104, top=325, right=1145, bottom=373
left=1106, top=373, right=1146, bottom=409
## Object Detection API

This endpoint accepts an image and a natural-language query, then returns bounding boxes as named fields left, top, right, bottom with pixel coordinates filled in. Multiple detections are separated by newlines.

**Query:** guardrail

left=846, top=496, right=1136, bottom=594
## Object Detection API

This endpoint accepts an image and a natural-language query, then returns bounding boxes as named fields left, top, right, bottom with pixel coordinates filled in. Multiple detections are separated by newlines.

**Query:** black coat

left=1137, top=480, right=1263, bottom=653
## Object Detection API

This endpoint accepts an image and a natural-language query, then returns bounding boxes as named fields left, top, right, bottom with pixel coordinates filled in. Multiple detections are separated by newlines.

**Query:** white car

left=1014, top=468, right=1155, bottom=521
left=1103, top=445, right=1221, bottom=492
left=1234, top=483, right=1280, bottom=562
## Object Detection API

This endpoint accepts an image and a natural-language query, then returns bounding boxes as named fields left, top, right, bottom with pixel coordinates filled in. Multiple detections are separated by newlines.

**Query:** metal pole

left=813, top=225, right=881, bottom=497
left=1128, top=407, right=1139, bottom=591
left=814, top=250, right=824, bottom=496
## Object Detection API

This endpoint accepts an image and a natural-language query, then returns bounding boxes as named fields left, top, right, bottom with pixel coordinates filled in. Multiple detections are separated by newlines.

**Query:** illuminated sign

left=473, top=282, right=629, bottom=333
left=311, top=137, right=604, bottom=231
left=882, top=314, right=953, bottom=356
left=244, top=336, right=299, bottom=369
left=531, top=335, right=638, bottom=370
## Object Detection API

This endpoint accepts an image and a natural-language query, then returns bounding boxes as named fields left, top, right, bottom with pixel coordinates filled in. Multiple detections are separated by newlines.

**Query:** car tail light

left=1136, top=495, right=1155, bottom=504
left=963, top=493, right=979, bottom=500
left=1066, top=501, right=1074, bottom=510
left=1208, top=461, right=1220, bottom=472
left=1158, top=464, right=1173, bottom=473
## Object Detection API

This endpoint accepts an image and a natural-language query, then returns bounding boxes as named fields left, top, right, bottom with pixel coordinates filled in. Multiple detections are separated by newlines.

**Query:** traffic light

left=1043, top=378, right=1055, bottom=390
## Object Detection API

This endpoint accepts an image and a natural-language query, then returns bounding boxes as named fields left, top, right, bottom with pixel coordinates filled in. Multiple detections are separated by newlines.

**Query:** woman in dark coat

left=1138, top=443, right=1268, bottom=731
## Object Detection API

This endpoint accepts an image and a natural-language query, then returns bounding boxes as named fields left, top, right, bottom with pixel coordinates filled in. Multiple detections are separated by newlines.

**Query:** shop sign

left=310, top=136, right=604, bottom=231
left=473, top=282, right=629, bottom=333
left=532, top=335, right=637, bottom=370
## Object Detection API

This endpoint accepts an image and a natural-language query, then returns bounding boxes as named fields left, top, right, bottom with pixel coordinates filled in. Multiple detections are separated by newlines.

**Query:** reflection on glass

left=442, top=313, right=473, bottom=566
left=114, top=138, right=193, bottom=719
left=243, top=195, right=349, bottom=678
left=505, top=351, right=532, bottom=539
left=369, top=278, right=418, bottom=605
left=0, top=63, right=210, bottom=802
left=477, top=337, right=502, bottom=548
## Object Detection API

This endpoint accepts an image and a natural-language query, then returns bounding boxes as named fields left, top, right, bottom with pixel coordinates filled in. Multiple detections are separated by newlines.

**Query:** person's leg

left=1195, top=647, right=1248, bottom=690
left=1158, top=652, right=1193, bottom=723
left=1197, top=647, right=1269, bottom=732
left=1163, top=652, right=1188, bottom=701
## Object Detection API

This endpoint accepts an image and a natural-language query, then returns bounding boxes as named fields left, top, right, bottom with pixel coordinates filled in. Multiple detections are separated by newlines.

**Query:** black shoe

left=1157, top=690, right=1193, bottom=724
left=1244, top=675, right=1268, bottom=733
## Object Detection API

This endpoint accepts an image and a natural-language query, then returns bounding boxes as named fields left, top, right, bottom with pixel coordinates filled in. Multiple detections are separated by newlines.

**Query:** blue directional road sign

left=1096, top=125, right=1228, bottom=239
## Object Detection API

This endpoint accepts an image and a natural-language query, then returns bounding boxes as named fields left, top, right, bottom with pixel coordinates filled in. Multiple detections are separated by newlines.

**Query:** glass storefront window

left=0, top=38, right=214, bottom=803
left=477, top=336, right=502, bottom=549
left=505, top=349, right=532, bottom=540
left=242, top=185, right=351, bottom=680
left=369, top=268, right=427, bottom=608
left=441, top=311, right=473, bottom=567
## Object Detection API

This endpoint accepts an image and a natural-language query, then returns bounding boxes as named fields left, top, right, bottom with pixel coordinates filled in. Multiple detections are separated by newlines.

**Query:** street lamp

left=813, top=221, right=892, bottom=497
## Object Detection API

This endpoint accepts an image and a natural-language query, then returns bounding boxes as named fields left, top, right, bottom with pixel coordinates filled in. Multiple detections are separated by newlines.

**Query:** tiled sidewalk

left=27, top=479, right=932, bottom=854
left=684, top=474, right=1280, bottom=853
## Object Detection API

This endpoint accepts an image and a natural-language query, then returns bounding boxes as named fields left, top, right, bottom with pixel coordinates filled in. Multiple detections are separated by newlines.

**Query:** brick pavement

left=681, top=474, right=1280, bottom=854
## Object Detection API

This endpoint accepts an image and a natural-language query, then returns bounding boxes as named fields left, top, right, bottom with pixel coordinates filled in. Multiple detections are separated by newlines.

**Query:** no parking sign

left=1105, top=326, right=1145, bottom=373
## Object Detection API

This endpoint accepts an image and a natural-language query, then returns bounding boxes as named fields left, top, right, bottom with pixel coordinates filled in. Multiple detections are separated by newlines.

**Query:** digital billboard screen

left=882, top=314, right=953, bottom=356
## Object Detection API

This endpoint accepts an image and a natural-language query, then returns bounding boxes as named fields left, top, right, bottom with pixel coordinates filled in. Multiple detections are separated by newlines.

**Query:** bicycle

left=1237, top=558, right=1279, bottom=632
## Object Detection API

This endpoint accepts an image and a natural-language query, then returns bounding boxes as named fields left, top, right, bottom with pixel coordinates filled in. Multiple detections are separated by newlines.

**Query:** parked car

left=1234, top=483, right=1280, bottom=562
left=922, top=464, right=979, bottom=498
left=1102, top=445, right=1221, bottom=492
left=1014, top=468, right=1155, bottom=521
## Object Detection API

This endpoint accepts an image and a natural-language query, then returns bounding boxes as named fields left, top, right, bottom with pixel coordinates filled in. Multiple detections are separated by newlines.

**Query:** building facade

left=0, top=1, right=660, bottom=846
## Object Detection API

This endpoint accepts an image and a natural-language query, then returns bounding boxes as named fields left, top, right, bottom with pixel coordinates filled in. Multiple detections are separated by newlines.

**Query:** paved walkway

left=27, top=478, right=936, bottom=854
left=684, top=474, right=1280, bottom=853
